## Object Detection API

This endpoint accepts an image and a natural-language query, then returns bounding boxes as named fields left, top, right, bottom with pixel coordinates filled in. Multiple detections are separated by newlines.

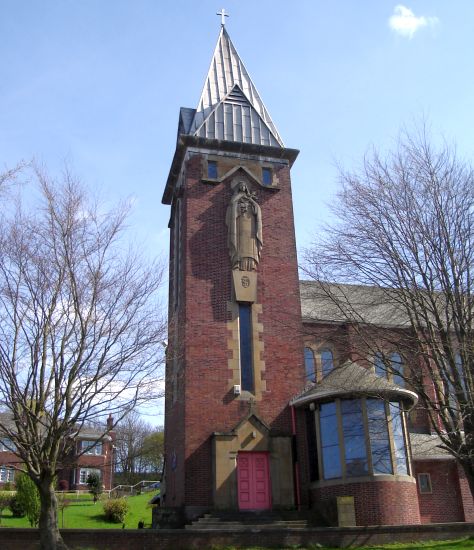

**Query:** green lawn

left=0, top=491, right=157, bottom=529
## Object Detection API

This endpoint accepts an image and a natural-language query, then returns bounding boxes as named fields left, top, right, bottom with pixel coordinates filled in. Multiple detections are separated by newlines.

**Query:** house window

left=0, top=467, right=14, bottom=483
left=321, top=349, right=334, bottom=377
left=207, top=160, right=218, bottom=179
left=317, top=398, right=409, bottom=481
left=81, top=440, right=103, bottom=455
left=0, top=438, right=15, bottom=452
left=239, top=303, right=254, bottom=392
left=418, top=473, right=432, bottom=494
left=304, top=348, right=316, bottom=381
left=262, top=167, right=272, bottom=186
left=79, top=468, right=101, bottom=485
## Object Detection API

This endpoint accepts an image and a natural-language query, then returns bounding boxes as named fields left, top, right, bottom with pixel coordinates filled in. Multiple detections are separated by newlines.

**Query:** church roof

left=188, top=27, right=284, bottom=147
left=290, top=360, right=418, bottom=408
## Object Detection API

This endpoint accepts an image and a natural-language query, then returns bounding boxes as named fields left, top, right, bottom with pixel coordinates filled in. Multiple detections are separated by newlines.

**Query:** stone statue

left=226, top=181, right=263, bottom=271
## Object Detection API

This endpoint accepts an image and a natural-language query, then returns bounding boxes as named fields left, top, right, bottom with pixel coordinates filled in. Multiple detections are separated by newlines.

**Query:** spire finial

left=216, top=8, right=229, bottom=26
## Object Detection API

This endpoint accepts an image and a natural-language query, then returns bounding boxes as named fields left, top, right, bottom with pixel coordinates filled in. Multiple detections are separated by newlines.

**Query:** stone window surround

left=304, top=343, right=338, bottom=383
left=227, top=301, right=265, bottom=400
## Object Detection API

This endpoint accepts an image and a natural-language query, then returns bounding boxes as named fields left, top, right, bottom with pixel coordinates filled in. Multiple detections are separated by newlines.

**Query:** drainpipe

left=291, top=405, right=301, bottom=510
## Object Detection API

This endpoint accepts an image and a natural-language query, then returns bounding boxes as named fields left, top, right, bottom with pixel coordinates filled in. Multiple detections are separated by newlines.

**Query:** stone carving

left=226, top=181, right=263, bottom=271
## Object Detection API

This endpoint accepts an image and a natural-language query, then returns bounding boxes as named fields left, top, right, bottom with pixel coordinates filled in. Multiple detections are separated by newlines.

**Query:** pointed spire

left=189, top=27, right=284, bottom=147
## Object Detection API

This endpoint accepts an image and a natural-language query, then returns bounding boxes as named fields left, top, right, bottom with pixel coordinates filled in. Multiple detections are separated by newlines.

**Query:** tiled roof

left=409, top=432, right=453, bottom=460
left=290, top=360, right=418, bottom=407
left=300, top=280, right=411, bottom=328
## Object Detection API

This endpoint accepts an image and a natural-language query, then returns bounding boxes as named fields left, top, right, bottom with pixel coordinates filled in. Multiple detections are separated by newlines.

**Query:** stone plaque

left=233, top=270, right=257, bottom=303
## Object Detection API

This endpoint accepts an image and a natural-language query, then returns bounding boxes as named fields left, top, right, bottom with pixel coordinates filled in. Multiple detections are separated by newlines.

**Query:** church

left=160, top=21, right=474, bottom=527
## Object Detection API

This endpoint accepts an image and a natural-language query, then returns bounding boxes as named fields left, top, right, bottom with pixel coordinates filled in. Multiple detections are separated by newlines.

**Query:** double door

left=237, top=451, right=271, bottom=510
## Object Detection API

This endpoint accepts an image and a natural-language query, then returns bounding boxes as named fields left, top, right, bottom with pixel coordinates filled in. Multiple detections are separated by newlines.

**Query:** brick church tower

left=162, top=23, right=305, bottom=520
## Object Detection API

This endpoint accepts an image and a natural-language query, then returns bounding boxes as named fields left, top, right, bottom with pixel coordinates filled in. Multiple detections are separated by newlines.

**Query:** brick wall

left=312, top=479, right=421, bottom=526
left=1, top=523, right=474, bottom=550
left=413, top=460, right=464, bottom=523
left=164, top=150, right=305, bottom=510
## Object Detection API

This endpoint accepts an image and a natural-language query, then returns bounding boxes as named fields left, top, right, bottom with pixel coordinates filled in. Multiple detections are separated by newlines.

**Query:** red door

left=237, top=452, right=271, bottom=510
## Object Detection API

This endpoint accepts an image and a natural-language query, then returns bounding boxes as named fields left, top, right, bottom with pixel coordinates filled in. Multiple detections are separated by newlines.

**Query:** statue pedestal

left=233, top=271, right=257, bottom=303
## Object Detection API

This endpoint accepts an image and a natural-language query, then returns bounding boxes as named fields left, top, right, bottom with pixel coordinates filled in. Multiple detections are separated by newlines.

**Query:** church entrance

left=237, top=451, right=271, bottom=510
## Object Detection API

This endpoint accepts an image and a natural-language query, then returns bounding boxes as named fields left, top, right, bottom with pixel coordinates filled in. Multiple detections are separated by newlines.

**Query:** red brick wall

left=312, top=479, right=421, bottom=526
left=457, top=463, right=474, bottom=522
left=164, top=150, right=305, bottom=509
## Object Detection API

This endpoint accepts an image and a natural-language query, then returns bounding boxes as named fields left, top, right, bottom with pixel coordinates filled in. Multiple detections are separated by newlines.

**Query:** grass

left=0, top=491, right=157, bottom=529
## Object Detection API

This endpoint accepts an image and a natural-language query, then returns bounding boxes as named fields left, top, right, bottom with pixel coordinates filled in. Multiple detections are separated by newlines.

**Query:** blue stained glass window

left=390, top=402, right=408, bottom=475
left=262, top=167, right=272, bottom=186
left=208, top=160, right=218, bottom=179
left=321, top=349, right=334, bottom=377
left=304, top=348, right=316, bottom=381
left=341, top=400, right=368, bottom=477
left=367, top=399, right=393, bottom=474
left=239, top=304, right=254, bottom=392
left=320, top=402, right=341, bottom=479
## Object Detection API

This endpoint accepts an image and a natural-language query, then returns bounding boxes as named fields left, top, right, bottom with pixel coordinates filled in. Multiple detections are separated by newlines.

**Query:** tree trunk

left=38, top=474, right=68, bottom=550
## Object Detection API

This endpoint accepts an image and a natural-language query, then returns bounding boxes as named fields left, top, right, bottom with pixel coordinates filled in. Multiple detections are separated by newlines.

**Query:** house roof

left=300, top=280, right=412, bottom=328
left=188, top=27, right=283, bottom=147
left=290, top=360, right=418, bottom=408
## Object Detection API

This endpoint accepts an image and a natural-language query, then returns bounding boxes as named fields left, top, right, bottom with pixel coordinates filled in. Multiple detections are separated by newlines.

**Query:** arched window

left=321, top=349, right=334, bottom=378
left=375, top=352, right=386, bottom=378
left=304, top=348, right=316, bottom=382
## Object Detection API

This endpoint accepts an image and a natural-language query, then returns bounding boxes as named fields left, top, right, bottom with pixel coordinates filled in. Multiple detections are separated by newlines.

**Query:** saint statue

left=226, top=181, right=263, bottom=271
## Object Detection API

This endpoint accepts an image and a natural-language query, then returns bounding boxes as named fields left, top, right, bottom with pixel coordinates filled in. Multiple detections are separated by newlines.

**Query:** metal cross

left=216, top=8, right=229, bottom=26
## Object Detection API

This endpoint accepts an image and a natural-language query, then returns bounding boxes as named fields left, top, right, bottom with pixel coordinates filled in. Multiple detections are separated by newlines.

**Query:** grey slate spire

left=189, top=27, right=284, bottom=147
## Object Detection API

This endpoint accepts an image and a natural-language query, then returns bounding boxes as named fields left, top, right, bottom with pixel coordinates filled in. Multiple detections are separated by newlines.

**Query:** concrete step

left=186, top=512, right=309, bottom=531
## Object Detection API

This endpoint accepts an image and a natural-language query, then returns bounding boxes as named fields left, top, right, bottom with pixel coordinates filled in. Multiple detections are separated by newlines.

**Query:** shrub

left=15, top=473, right=40, bottom=526
left=9, top=495, right=26, bottom=517
left=0, top=492, right=11, bottom=524
left=103, top=498, right=129, bottom=523
left=86, top=472, right=103, bottom=503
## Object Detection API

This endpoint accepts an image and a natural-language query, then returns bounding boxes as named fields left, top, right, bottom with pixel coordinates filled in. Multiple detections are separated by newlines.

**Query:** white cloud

left=389, top=5, right=439, bottom=38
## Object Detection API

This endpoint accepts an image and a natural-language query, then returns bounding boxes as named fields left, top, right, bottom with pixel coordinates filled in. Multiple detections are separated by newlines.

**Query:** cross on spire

left=216, top=8, right=229, bottom=26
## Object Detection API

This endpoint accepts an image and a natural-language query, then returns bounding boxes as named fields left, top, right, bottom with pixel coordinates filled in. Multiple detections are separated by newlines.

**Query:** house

left=160, top=22, right=474, bottom=526
left=0, top=412, right=115, bottom=491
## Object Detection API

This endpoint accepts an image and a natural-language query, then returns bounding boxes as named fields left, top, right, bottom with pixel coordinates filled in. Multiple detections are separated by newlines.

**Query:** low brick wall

left=0, top=523, right=473, bottom=550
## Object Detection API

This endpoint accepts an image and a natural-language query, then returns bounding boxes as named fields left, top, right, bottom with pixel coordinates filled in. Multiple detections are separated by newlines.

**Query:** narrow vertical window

left=375, top=352, right=386, bottom=378
left=321, top=349, right=334, bottom=377
left=391, top=353, right=404, bottom=387
left=304, top=347, right=316, bottom=381
left=367, top=399, right=393, bottom=474
left=207, top=160, right=218, bottom=179
left=390, top=402, right=408, bottom=475
left=239, top=303, right=254, bottom=392
left=262, top=167, right=272, bottom=186
left=341, top=399, right=368, bottom=477
left=319, top=402, right=341, bottom=479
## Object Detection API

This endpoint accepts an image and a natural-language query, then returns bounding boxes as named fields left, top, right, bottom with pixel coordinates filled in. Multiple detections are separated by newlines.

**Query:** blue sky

left=2, top=2, right=473, bottom=422
left=1, top=1, right=473, bottom=262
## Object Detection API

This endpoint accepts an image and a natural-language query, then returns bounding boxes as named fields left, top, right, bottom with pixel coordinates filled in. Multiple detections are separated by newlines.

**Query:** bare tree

left=304, top=127, right=474, bottom=497
left=0, top=165, right=166, bottom=549
left=115, top=411, right=163, bottom=483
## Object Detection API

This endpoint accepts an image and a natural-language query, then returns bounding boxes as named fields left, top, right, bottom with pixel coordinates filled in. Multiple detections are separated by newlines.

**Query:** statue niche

left=226, top=181, right=263, bottom=271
